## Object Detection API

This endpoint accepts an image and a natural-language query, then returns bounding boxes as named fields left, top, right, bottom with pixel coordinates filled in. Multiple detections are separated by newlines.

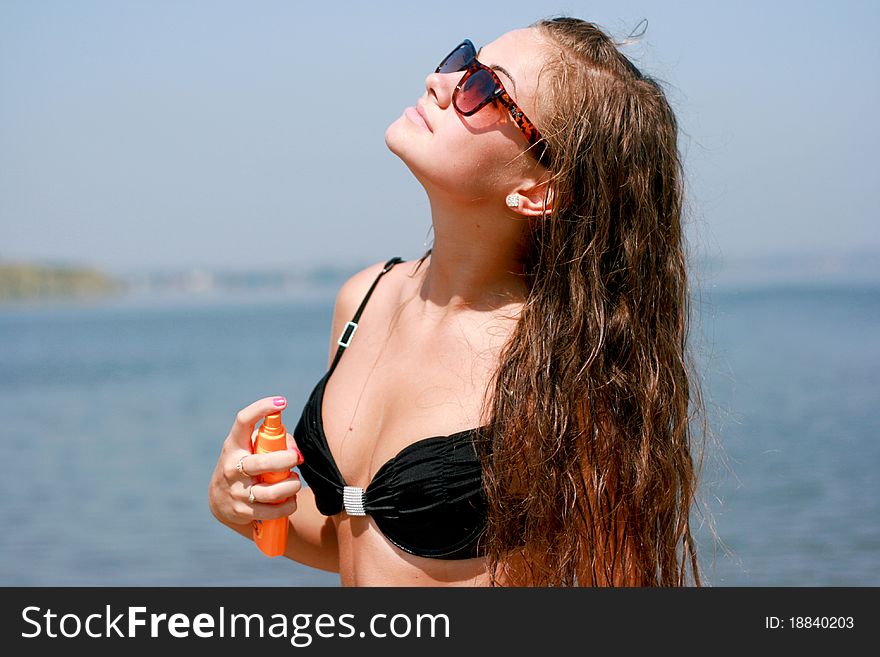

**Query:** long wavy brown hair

left=415, top=16, right=707, bottom=586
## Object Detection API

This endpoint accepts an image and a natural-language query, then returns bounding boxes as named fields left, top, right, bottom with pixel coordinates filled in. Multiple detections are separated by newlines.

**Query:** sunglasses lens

left=437, top=42, right=474, bottom=74
left=456, top=68, right=497, bottom=113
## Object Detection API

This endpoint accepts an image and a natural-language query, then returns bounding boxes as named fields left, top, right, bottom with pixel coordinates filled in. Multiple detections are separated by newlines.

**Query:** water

left=694, top=285, right=880, bottom=585
left=0, top=285, right=877, bottom=586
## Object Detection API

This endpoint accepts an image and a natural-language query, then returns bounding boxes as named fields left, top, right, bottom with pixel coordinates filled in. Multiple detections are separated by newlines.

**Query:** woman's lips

left=405, top=106, right=430, bottom=131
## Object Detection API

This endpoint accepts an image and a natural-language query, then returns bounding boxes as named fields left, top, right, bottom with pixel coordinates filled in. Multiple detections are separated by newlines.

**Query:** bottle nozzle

left=260, top=412, right=285, bottom=437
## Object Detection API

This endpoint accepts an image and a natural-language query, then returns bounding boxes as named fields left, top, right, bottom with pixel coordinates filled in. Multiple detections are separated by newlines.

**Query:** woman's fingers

left=247, top=474, right=302, bottom=504
left=227, top=396, right=289, bottom=451
left=224, top=400, right=303, bottom=481
left=252, top=497, right=299, bottom=521
left=241, top=474, right=301, bottom=520
left=211, top=397, right=305, bottom=527
left=231, top=431, right=303, bottom=480
left=286, top=433, right=304, bottom=462
left=235, top=449, right=300, bottom=479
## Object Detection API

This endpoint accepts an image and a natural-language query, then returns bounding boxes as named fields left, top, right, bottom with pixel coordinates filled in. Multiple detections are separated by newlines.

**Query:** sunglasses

left=436, top=39, right=547, bottom=162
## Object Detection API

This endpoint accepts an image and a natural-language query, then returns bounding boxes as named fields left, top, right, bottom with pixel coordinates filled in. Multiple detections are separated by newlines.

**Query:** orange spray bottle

left=252, top=411, right=290, bottom=557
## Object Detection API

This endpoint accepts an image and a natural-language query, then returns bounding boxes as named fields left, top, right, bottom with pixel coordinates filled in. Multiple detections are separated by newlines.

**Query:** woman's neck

left=413, top=194, right=530, bottom=320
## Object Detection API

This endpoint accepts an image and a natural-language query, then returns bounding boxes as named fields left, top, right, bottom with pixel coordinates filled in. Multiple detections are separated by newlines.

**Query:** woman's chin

left=384, top=121, right=419, bottom=168
left=384, top=119, right=449, bottom=191
left=384, top=115, right=411, bottom=154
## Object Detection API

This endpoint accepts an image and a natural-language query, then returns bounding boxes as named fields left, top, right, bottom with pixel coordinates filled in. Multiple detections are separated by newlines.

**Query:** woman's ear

left=506, top=179, right=554, bottom=218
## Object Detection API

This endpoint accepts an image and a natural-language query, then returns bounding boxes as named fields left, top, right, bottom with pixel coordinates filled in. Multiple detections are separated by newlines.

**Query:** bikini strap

left=328, top=256, right=404, bottom=374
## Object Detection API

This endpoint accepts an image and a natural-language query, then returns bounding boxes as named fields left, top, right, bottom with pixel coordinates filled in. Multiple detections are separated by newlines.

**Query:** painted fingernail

left=291, top=447, right=303, bottom=464
left=273, top=397, right=287, bottom=407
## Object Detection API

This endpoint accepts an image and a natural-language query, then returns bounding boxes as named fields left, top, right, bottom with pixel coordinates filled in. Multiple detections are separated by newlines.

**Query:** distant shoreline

left=0, top=263, right=125, bottom=302
left=2, top=252, right=878, bottom=307
left=0, top=260, right=357, bottom=307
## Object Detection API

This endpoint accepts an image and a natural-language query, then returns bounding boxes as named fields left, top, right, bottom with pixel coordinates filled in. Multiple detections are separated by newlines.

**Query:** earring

left=505, top=194, right=521, bottom=208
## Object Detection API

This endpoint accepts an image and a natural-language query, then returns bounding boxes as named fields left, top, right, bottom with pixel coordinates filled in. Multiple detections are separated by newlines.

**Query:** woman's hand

left=208, top=396, right=303, bottom=528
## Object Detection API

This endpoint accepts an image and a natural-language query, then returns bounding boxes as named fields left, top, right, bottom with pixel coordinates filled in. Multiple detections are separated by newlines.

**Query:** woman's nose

left=425, top=70, right=456, bottom=109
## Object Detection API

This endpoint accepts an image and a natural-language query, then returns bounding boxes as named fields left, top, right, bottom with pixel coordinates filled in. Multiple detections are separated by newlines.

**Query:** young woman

left=209, top=17, right=706, bottom=586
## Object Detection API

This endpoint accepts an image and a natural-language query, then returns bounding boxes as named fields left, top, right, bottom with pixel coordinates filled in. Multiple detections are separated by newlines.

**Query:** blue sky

left=1, top=0, right=877, bottom=273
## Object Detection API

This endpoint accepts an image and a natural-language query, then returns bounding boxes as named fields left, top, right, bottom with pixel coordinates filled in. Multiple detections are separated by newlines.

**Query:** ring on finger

left=236, top=455, right=252, bottom=478
left=248, top=484, right=256, bottom=504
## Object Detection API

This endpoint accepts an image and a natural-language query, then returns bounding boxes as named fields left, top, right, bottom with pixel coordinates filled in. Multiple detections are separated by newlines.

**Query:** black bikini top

left=293, top=257, right=489, bottom=560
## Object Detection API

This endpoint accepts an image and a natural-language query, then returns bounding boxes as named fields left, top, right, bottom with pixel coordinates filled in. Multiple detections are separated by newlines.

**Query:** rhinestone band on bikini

left=343, top=486, right=366, bottom=516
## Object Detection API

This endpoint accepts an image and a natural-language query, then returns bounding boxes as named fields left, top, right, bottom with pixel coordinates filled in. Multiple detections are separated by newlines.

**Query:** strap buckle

left=337, top=321, right=358, bottom=348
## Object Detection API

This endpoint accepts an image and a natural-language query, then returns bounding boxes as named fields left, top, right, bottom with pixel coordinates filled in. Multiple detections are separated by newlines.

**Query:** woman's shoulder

left=332, top=257, right=413, bottom=323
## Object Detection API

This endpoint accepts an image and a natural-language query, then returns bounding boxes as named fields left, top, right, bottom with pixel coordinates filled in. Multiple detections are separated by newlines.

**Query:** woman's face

left=385, top=28, right=549, bottom=199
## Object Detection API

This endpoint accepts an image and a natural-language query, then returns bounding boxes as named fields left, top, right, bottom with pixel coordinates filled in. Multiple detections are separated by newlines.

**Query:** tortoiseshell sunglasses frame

left=436, top=39, right=548, bottom=163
